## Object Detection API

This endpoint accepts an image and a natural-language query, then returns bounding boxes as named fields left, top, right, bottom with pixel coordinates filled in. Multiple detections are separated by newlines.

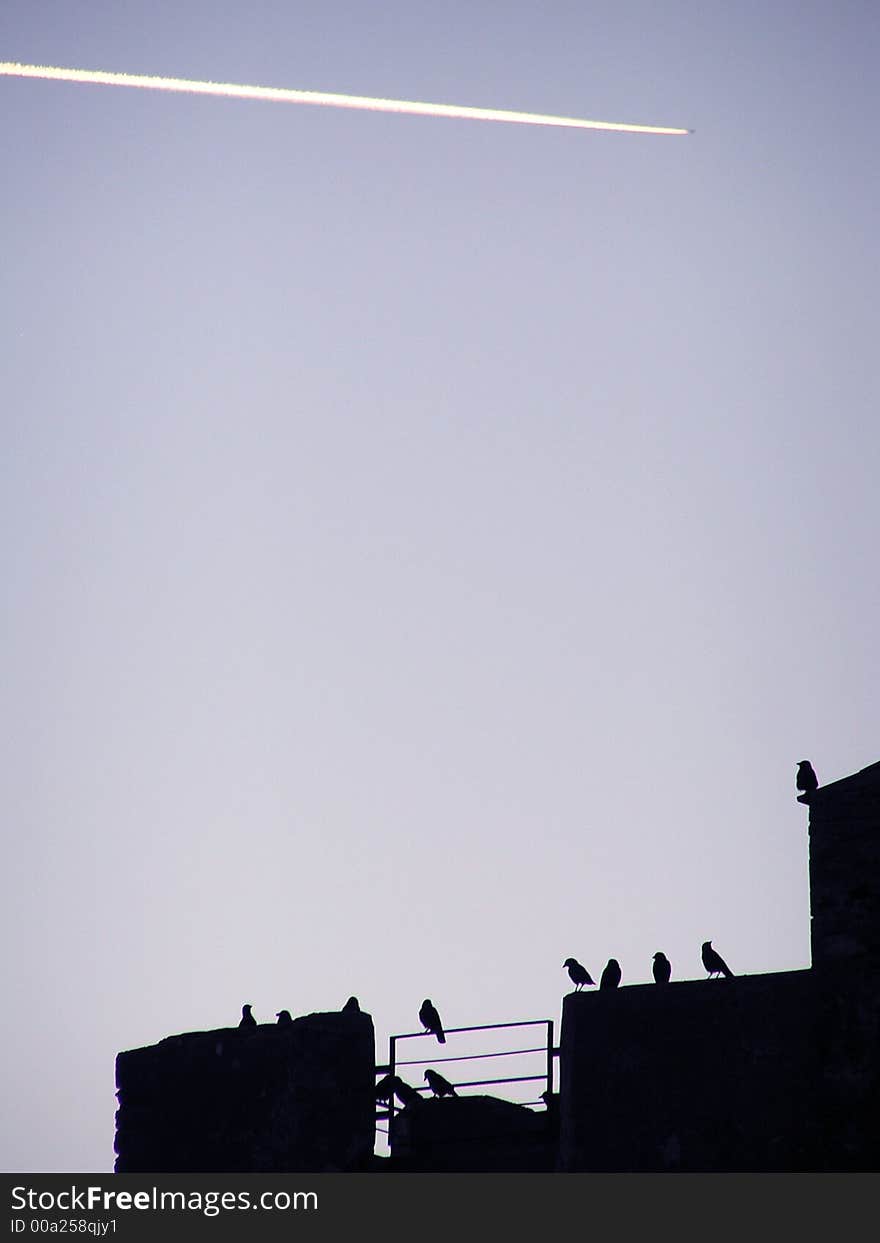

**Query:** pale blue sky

left=1, top=1, right=878, bottom=1170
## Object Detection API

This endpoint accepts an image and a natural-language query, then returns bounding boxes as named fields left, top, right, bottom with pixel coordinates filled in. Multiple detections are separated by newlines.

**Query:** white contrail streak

left=0, top=62, right=690, bottom=135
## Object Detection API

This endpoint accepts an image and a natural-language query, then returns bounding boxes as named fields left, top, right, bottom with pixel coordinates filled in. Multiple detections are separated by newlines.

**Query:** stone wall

left=808, top=759, right=880, bottom=968
left=558, top=972, right=818, bottom=1171
left=115, top=1009, right=375, bottom=1172
left=389, top=1096, right=555, bottom=1172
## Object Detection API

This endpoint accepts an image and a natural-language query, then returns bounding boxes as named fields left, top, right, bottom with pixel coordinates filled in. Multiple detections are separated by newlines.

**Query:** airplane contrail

left=0, top=62, right=690, bottom=136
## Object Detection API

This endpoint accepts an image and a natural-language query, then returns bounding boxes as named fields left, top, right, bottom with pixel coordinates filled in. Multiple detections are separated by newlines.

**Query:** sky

left=1, top=1, right=878, bottom=1172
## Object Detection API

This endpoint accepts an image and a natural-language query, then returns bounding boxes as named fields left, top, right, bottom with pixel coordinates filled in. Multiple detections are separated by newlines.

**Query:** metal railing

left=376, top=1018, right=556, bottom=1128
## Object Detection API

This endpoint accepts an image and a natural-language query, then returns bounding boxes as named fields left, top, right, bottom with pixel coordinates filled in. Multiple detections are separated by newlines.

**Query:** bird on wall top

left=600, top=959, right=622, bottom=990
left=701, top=941, right=734, bottom=979
left=652, top=952, right=672, bottom=984
left=796, top=761, right=819, bottom=797
left=342, top=996, right=361, bottom=1014
left=563, top=958, right=596, bottom=991
left=419, top=999, right=446, bottom=1043
left=239, top=1004, right=257, bottom=1029
left=276, top=1010, right=293, bottom=1026
left=424, top=1069, right=457, bottom=1098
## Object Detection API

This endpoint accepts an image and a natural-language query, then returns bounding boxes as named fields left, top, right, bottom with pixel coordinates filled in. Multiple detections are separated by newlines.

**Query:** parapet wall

left=808, top=759, right=880, bottom=968
left=115, top=1009, right=375, bottom=1172
left=559, top=971, right=818, bottom=1171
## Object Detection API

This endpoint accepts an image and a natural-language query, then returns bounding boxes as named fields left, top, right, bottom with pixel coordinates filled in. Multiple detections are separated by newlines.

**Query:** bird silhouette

left=600, top=959, right=622, bottom=990
left=239, top=1004, right=257, bottom=1030
left=796, top=760, right=819, bottom=797
left=374, top=1074, right=396, bottom=1103
left=419, top=999, right=446, bottom=1043
left=540, top=1090, right=560, bottom=1129
left=375, top=1074, right=421, bottom=1107
left=702, top=940, right=734, bottom=978
left=424, top=1069, right=457, bottom=1098
left=342, top=996, right=360, bottom=1014
left=563, top=957, right=596, bottom=990
left=652, top=952, right=671, bottom=984
left=393, top=1077, right=422, bottom=1108
left=275, top=1009, right=293, bottom=1026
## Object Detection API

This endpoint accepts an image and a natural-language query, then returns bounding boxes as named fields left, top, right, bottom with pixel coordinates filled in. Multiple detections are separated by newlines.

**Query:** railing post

left=546, top=1020, right=554, bottom=1098
left=388, top=1034, right=397, bottom=1135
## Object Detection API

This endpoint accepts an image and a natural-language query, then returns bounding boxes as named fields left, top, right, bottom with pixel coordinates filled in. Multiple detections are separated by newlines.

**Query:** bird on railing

left=563, top=957, right=596, bottom=991
left=239, top=1004, right=257, bottom=1030
left=424, top=1068, right=457, bottom=1098
left=600, top=959, right=622, bottom=990
left=652, top=952, right=672, bottom=984
left=374, top=1074, right=396, bottom=1103
left=419, top=999, right=446, bottom=1043
left=701, top=940, right=734, bottom=979
left=393, top=1077, right=423, bottom=1108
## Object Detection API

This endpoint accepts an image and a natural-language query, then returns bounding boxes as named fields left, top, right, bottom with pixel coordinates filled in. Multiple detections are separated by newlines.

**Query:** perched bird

left=563, top=957, right=596, bottom=991
left=702, top=940, right=734, bottom=979
left=374, top=1074, right=396, bottom=1103
left=377, top=1073, right=423, bottom=1108
left=540, top=1090, right=560, bottom=1133
left=239, top=1004, right=257, bottom=1029
left=424, top=1069, right=457, bottom=1098
left=539, top=1093, right=559, bottom=1133
left=393, top=1077, right=422, bottom=1108
left=275, top=1009, right=293, bottom=1026
left=796, top=761, right=819, bottom=797
left=342, top=996, right=361, bottom=1014
left=600, top=959, right=622, bottom=990
left=419, top=999, right=446, bottom=1043
left=540, top=1090, right=560, bottom=1116
left=652, top=952, right=672, bottom=984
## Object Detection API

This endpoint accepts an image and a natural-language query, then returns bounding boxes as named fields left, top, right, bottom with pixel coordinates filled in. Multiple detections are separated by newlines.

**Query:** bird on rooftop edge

left=276, top=1009, right=293, bottom=1026
left=239, top=1004, right=257, bottom=1029
left=419, top=999, right=446, bottom=1043
left=342, top=996, right=360, bottom=1014
left=701, top=940, right=734, bottom=979
left=424, top=1069, right=457, bottom=1098
left=796, top=760, right=819, bottom=797
left=652, top=952, right=672, bottom=984
left=600, top=959, right=622, bottom=990
left=563, top=957, right=596, bottom=991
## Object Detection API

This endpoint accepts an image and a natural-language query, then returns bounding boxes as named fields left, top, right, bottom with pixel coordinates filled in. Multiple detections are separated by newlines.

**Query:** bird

left=374, top=1074, right=396, bottom=1103
left=419, top=999, right=446, bottom=1043
left=652, top=952, right=672, bottom=984
left=796, top=760, right=819, bottom=797
left=424, top=1069, right=457, bottom=1098
left=539, top=1088, right=559, bottom=1138
left=275, top=1009, right=293, bottom=1026
left=540, top=1090, right=560, bottom=1129
left=342, top=996, right=360, bottom=1014
left=600, top=959, right=622, bottom=990
left=702, top=940, right=734, bottom=978
left=239, top=1004, right=257, bottom=1029
left=563, top=957, right=596, bottom=991
left=393, top=1077, right=422, bottom=1108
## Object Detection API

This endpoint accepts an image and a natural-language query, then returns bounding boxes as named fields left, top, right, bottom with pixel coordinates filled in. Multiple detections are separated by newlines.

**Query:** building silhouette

left=114, top=759, right=880, bottom=1172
